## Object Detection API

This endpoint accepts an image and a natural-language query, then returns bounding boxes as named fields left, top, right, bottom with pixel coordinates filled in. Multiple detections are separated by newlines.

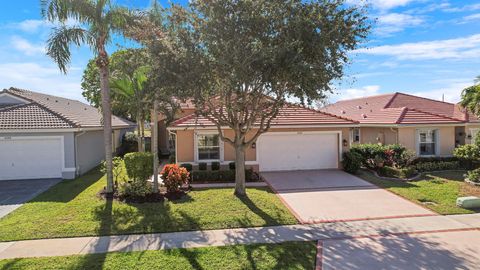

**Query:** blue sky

left=0, top=0, right=479, bottom=104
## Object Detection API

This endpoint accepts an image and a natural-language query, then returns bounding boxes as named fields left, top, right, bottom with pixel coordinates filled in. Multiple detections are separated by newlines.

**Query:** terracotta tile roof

left=321, top=92, right=473, bottom=124
left=170, top=104, right=357, bottom=128
left=0, top=87, right=135, bottom=130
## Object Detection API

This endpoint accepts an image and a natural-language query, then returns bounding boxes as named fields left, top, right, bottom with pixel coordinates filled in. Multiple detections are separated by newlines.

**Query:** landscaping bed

left=0, top=167, right=297, bottom=242
left=358, top=170, right=480, bottom=215
left=0, top=241, right=317, bottom=270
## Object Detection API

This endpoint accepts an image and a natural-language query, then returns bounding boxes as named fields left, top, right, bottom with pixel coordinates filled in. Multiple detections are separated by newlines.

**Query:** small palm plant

left=42, top=0, right=135, bottom=193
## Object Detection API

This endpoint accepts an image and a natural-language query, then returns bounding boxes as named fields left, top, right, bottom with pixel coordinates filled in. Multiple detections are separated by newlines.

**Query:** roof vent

left=84, top=108, right=87, bottom=110
left=361, top=114, right=367, bottom=118
left=340, top=110, right=345, bottom=114
left=55, top=100, right=58, bottom=102
left=46, top=98, right=49, bottom=100
left=357, top=105, right=362, bottom=109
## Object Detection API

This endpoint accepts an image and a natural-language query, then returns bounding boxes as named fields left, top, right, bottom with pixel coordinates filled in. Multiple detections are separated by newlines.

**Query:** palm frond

left=41, top=0, right=97, bottom=24
left=110, top=78, right=134, bottom=97
left=46, top=26, right=94, bottom=74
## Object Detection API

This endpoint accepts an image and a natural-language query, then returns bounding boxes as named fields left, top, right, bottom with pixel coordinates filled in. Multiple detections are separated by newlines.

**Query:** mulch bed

left=97, top=186, right=191, bottom=203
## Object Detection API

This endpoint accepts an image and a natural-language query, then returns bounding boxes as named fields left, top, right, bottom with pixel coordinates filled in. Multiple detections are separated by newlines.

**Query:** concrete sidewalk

left=0, top=214, right=479, bottom=260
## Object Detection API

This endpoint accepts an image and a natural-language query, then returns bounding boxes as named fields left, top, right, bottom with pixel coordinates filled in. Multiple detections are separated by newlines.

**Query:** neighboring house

left=163, top=92, right=480, bottom=173
left=0, top=87, right=135, bottom=180
left=321, top=92, right=480, bottom=157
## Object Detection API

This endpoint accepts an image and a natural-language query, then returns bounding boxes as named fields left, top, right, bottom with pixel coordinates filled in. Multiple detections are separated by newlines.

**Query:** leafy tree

left=42, top=0, right=135, bottom=193
left=81, top=50, right=145, bottom=119
left=136, top=0, right=370, bottom=195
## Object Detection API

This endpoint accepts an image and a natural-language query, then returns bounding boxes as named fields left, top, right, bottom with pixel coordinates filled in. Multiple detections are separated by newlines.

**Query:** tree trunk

left=152, top=98, right=159, bottom=193
left=136, top=112, right=143, bottom=152
left=140, top=115, right=145, bottom=151
left=98, top=63, right=114, bottom=194
left=234, top=144, right=246, bottom=196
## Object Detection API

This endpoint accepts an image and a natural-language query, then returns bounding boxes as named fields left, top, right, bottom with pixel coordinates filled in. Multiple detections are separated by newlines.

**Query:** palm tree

left=42, top=0, right=134, bottom=193
left=460, top=84, right=480, bottom=117
left=110, top=66, right=150, bottom=152
left=474, top=75, right=480, bottom=85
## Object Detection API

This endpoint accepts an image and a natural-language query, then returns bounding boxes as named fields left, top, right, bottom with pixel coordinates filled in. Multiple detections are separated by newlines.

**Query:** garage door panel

left=258, top=132, right=338, bottom=172
left=0, top=137, right=63, bottom=180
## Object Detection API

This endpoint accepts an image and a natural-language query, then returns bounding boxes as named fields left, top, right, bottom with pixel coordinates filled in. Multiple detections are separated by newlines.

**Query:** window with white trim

left=418, top=129, right=437, bottom=156
left=197, top=133, right=220, bottom=160
left=351, top=128, right=360, bottom=143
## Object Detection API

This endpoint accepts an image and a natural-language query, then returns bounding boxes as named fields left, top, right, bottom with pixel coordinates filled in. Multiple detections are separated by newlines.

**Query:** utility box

left=456, top=196, right=480, bottom=209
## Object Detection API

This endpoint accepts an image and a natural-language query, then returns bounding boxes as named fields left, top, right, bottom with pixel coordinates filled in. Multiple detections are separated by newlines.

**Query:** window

left=418, top=129, right=437, bottom=156
left=197, top=133, right=220, bottom=160
left=351, top=128, right=360, bottom=143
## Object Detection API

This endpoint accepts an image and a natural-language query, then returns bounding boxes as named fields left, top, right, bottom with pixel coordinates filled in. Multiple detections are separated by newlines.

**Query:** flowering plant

left=161, top=164, right=190, bottom=193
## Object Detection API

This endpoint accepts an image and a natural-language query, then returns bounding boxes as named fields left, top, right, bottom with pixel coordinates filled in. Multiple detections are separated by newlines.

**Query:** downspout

left=168, top=129, right=177, bottom=164
left=74, top=130, right=87, bottom=176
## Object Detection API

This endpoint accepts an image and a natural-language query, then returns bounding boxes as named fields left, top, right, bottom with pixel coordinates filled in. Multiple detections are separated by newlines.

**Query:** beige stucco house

left=160, top=92, right=480, bottom=172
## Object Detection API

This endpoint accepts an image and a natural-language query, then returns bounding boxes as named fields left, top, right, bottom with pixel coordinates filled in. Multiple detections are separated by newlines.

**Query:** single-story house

left=0, top=87, right=135, bottom=180
left=162, top=92, right=480, bottom=172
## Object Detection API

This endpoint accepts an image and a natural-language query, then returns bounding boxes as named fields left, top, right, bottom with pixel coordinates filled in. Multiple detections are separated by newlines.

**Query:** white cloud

left=348, top=0, right=416, bottom=10
left=376, top=13, right=424, bottom=35
left=338, top=85, right=381, bottom=100
left=412, top=81, right=472, bottom=103
left=0, top=62, right=84, bottom=102
left=10, top=36, right=46, bottom=56
left=461, top=13, right=480, bottom=22
left=13, top=19, right=49, bottom=33
left=441, top=3, right=480, bottom=12
left=356, top=34, right=480, bottom=60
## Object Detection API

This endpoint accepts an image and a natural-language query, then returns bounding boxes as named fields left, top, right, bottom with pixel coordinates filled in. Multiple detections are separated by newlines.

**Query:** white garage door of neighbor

left=0, top=137, right=63, bottom=180
left=257, top=132, right=339, bottom=171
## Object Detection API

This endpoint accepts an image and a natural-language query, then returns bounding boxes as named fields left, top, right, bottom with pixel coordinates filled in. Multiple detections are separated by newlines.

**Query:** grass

left=0, top=168, right=297, bottom=242
left=358, top=170, right=480, bottom=215
left=0, top=241, right=317, bottom=270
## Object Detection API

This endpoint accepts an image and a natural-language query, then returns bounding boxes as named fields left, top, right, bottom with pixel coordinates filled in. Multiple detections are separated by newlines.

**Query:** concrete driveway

left=321, top=229, right=480, bottom=270
left=262, top=170, right=434, bottom=223
left=0, top=179, right=61, bottom=218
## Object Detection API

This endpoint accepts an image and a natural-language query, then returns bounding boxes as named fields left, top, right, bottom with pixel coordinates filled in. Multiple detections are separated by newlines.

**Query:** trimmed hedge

left=211, top=161, right=220, bottom=171
left=180, top=163, right=193, bottom=172
left=378, top=166, right=417, bottom=179
left=198, top=162, right=207, bottom=171
left=342, top=151, right=362, bottom=174
left=350, top=144, right=406, bottom=167
left=192, top=169, right=255, bottom=183
left=414, top=161, right=461, bottom=172
left=124, top=152, right=153, bottom=181
left=411, top=156, right=459, bottom=164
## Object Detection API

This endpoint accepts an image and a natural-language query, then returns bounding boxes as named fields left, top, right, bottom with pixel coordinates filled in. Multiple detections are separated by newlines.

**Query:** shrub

left=124, top=152, right=153, bottom=182
left=100, top=156, right=125, bottom=185
left=342, top=151, right=362, bottom=174
left=415, top=161, right=461, bottom=172
left=191, top=169, right=256, bottom=183
left=466, top=168, right=480, bottom=183
left=411, top=156, right=459, bottom=164
left=121, top=132, right=138, bottom=153
left=229, top=162, right=235, bottom=170
left=198, top=162, right=207, bottom=171
left=211, top=161, right=220, bottom=171
left=454, top=144, right=480, bottom=169
left=350, top=143, right=407, bottom=168
left=397, top=149, right=417, bottom=167
left=378, top=166, right=417, bottom=179
left=120, top=180, right=151, bottom=198
left=161, top=164, right=190, bottom=193
left=180, top=163, right=193, bottom=172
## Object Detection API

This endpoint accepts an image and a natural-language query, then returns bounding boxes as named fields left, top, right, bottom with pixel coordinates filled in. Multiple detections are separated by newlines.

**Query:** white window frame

left=416, top=128, right=439, bottom=157
left=350, top=127, right=360, bottom=145
left=470, top=128, right=479, bottom=144
left=194, top=131, right=224, bottom=163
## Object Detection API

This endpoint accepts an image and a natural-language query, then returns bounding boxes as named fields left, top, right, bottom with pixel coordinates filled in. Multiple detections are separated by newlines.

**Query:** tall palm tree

left=42, top=0, right=134, bottom=193
left=460, top=84, right=480, bottom=117
left=110, top=66, right=150, bottom=152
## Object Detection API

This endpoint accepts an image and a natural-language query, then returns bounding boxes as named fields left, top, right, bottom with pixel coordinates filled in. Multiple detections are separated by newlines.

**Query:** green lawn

left=0, top=241, right=316, bottom=270
left=0, top=168, right=297, bottom=242
left=358, top=170, right=480, bottom=215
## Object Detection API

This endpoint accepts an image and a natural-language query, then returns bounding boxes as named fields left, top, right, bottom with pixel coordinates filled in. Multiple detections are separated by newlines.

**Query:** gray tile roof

left=0, top=87, right=135, bottom=130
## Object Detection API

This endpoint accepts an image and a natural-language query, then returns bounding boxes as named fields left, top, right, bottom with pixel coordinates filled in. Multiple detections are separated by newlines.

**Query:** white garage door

left=257, top=132, right=339, bottom=171
left=0, top=136, right=63, bottom=180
